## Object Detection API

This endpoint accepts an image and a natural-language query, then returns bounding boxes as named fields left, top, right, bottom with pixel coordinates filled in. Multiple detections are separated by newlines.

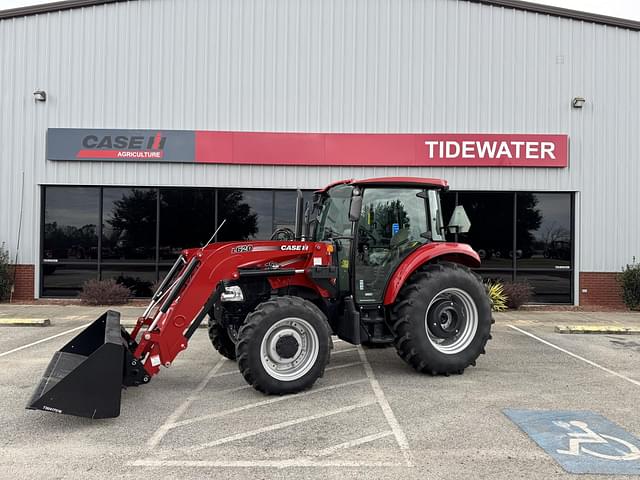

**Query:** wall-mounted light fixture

left=33, top=89, right=47, bottom=102
left=572, top=96, right=585, bottom=109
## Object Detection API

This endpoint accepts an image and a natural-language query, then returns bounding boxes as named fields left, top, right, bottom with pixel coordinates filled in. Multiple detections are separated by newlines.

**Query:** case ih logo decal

left=281, top=245, right=310, bottom=251
left=48, top=129, right=568, bottom=167
left=77, top=133, right=167, bottom=159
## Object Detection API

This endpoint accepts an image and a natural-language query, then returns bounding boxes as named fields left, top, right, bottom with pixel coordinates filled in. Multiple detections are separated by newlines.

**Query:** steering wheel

left=270, top=227, right=296, bottom=241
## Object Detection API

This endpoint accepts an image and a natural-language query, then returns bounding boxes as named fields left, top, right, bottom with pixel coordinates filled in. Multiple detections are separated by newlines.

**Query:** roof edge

left=0, top=0, right=125, bottom=20
left=468, top=0, right=640, bottom=31
left=1, top=0, right=639, bottom=32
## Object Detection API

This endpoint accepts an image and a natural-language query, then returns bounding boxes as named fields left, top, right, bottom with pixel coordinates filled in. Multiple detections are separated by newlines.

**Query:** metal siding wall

left=0, top=0, right=639, bottom=273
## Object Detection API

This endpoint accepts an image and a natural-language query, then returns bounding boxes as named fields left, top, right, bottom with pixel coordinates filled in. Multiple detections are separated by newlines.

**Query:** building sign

left=47, top=129, right=568, bottom=167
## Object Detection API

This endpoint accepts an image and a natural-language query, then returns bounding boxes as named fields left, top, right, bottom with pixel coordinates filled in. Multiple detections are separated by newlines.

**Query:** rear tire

left=237, top=296, right=331, bottom=394
left=391, top=262, right=492, bottom=375
left=207, top=316, right=236, bottom=360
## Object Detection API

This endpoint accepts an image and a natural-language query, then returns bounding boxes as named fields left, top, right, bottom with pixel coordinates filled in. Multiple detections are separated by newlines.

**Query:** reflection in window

left=101, top=265, right=157, bottom=298
left=42, top=264, right=97, bottom=297
left=516, top=193, right=572, bottom=268
left=159, top=189, right=215, bottom=260
left=516, top=272, right=571, bottom=303
left=102, top=188, right=157, bottom=262
left=457, top=193, right=514, bottom=268
left=43, top=187, right=99, bottom=262
left=217, top=190, right=269, bottom=241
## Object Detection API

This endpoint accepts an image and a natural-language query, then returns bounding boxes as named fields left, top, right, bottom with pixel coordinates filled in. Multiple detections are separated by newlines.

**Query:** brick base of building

left=579, top=272, right=626, bottom=309
left=8, top=264, right=35, bottom=301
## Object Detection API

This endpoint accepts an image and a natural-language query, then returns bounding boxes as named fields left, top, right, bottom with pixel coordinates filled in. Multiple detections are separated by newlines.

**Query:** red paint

left=76, top=149, right=163, bottom=159
left=383, top=242, right=481, bottom=305
left=152, top=132, right=163, bottom=150
left=194, top=131, right=568, bottom=167
left=132, top=241, right=334, bottom=376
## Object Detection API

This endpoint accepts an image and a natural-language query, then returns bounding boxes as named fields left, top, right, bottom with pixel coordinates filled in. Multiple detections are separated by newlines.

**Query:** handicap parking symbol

left=504, top=409, right=640, bottom=474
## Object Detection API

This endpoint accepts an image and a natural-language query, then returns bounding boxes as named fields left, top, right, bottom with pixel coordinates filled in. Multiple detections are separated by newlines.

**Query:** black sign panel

left=47, top=128, right=196, bottom=163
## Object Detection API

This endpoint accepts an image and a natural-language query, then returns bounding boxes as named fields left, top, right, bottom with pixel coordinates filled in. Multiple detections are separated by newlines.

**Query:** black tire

left=237, top=296, right=331, bottom=395
left=391, top=262, right=492, bottom=375
left=207, top=316, right=236, bottom=360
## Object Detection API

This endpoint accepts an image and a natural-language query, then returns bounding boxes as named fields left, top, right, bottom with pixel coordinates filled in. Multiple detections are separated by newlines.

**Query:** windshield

left=312, top=184, right=354, bottom=241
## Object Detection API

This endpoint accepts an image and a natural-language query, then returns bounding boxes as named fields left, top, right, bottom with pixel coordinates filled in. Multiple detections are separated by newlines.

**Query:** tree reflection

left=43, top=222, right=97, bottom=260
left=217, top=191, right=259, bottom=241
left=104, top=189, right=157, bottom=260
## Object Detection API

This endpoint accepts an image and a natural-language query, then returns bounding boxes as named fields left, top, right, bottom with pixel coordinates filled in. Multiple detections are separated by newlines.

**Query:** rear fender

left=383, top=242, right=480, bottom=305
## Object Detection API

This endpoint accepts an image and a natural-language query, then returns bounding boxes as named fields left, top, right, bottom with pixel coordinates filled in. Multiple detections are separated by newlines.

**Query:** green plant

left=486, top=281, right=507, bottom=312
left=0, top=243, right=13, bottom=301
left=79, top=279, right=130, bottom=305
left=503, top=281, right=533, bottom=309
left=619, top=258, right=640, bottom=310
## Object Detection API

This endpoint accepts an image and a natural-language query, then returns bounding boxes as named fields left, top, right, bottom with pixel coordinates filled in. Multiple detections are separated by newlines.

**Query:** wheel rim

left=424, top=288, right=478, bottom=354
left=260, top=317, right=319, bottom=381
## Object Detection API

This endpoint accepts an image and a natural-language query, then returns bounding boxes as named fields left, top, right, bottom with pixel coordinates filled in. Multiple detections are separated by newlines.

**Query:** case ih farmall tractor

left=28, top=177, right=492, bottom=418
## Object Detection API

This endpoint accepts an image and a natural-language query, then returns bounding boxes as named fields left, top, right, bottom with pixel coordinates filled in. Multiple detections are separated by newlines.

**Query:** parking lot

left=1, top=309, right=639, bottom=479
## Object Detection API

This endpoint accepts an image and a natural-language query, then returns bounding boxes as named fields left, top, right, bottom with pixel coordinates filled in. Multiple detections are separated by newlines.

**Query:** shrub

left=80, top=279, right=130, bottom=305
left=485, top=281, right=507, bottom=312
left=503, top=281, right=533, bottom=309
left=0, top=243, right=13, bottom=301
left=619, top=259, right=640, bottom=310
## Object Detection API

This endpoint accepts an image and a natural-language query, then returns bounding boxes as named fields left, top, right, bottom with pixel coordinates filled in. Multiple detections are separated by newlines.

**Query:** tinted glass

left=273, top=190, right=314, bottom=232
left=516, top=193, right=572, bottom=268
left=457, top=192, right=514, bottom=268
left=217, top=190, right=273, bottom=241
left=42, top=264, right=97, bottom=297
left=159, top=188, right=215, bottom=260
left=43, top=187, right=99, bottom=262
left=355, top=188, right=429, bottom=303
left=440, top=191, right=456, bottom=239
left=477, top=271, right=515, bottom=284
left=516, top=272, right=571, bottom=303
left=101, top=265, right=157, bottom=297
left=102, top=188, right=157, bottom=262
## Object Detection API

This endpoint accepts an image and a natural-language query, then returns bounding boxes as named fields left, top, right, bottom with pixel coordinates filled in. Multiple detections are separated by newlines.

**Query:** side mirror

left=349, top=190, right=363, bottom=222
left=447, top=205, right=471, bottom=234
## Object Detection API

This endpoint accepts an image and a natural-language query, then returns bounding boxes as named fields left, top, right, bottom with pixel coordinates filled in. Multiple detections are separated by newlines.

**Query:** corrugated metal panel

left=1, top=0, right=639, bottom=274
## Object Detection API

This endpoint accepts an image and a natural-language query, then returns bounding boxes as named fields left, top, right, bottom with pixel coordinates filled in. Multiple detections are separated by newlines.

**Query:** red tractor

left=28, top=177, right=492, bottom=418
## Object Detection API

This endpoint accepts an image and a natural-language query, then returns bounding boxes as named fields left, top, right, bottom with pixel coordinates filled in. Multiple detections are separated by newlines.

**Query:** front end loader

left=27, top=177, right=492, bottom=419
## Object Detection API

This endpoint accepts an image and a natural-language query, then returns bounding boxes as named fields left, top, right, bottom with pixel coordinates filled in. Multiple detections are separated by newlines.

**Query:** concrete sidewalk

left=0, top=303, right=638, bottom=328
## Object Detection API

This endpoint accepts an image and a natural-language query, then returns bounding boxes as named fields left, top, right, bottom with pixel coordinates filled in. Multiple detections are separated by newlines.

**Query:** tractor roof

left=316, top=177, right=449, bottom=193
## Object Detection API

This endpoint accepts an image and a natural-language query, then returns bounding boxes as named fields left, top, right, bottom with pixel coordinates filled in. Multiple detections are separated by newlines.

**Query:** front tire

left=391, top=262, right=492, bottom=375
left=237, top=296, right=331, bottom=394
left=207, top=316, right=237, bottom=360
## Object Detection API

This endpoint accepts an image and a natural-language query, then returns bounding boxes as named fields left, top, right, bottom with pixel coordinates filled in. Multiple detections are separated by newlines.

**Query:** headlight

left=220, top=285, right=244, bottom=302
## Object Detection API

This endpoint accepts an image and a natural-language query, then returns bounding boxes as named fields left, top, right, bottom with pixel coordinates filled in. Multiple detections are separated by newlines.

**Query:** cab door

left=353, top=188, right=432, bottom=304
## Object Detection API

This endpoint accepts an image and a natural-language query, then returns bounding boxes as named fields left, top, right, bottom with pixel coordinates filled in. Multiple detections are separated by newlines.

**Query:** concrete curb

left=0, top=318, right=51, bottom=327
left=555, top=325, right=640, bottom=334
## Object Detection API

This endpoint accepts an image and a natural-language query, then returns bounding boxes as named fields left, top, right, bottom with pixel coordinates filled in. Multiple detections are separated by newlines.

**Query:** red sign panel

left=195, top=132, right=568, bottom=167
left=48, top=129, right=568, bottom=167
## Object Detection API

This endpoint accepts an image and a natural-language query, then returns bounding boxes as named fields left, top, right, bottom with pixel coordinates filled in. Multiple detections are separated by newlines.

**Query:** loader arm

left=130, top=241, right=334, bottom=378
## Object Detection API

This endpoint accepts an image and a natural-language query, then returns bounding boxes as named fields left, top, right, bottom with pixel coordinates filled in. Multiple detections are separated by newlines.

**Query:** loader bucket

left=27, top=310, right=126, bottom=419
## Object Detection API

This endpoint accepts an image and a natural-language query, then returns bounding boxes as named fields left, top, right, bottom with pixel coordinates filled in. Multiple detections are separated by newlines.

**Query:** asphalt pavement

left=0, top=305, right=639, bottom=479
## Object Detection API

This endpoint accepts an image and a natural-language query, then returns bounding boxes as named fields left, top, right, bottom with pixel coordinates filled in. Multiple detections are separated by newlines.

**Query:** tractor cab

left=308, top=177, right=468, bottom=301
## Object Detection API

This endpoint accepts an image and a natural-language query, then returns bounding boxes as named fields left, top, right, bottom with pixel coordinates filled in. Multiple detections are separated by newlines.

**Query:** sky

left=0, top=0, right=640, bottom=21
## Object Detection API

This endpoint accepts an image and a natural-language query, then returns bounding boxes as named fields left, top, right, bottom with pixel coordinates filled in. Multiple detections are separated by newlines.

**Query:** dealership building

left=1, top=0, right=639, bottom=306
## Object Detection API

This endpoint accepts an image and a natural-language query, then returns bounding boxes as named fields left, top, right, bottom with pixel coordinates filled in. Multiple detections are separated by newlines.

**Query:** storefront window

left=516, top=193, right=572, bottom=268
left=100, top=265, right=157, bottom=298
left=217, top=189, right=272, bottom=241
left=456, top=192, right=514, bottom=269
left=42, top=264, right=97, bottom=297
left=159, top=188, right=215, bottom=260
left=102, top=188, right=157, bottom=262
left=43, top=187, right=99, bottom=262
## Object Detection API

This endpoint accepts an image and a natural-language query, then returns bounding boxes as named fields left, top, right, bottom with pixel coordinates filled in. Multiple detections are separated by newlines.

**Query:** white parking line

left=314, top=431, right=394, bottom=457
left=509, top=325, right=640, bottom=388
left=169, top=379, right=369, bottom=429
left=358, top=346, right=414, bottom=467
left=147, top=357, right=227, bottom=448
left=129, top=459, right=402, bottom=468
left=181, top=399, right=376, bottom=453
left=325, top=361, right=363, bottom=371
left=332, top=347, right=358, bottom=355
left=0, top=323, right=90, bottom=358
